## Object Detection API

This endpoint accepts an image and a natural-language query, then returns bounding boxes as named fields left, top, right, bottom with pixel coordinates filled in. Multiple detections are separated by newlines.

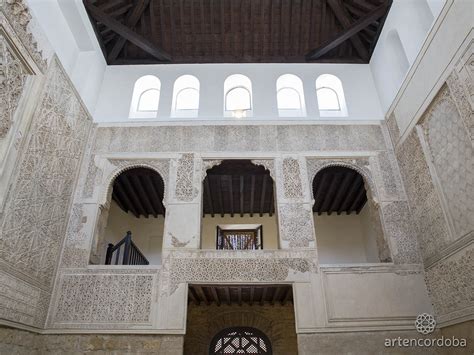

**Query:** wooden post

left=123, top=231, right=132, bottom=265
left=105, top=243, right=114, bottom=265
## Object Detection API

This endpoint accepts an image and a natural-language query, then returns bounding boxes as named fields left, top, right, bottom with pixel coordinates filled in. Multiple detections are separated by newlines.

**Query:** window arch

left=316, top=74, right=348, bottom=117
left=171, top=75, right=200, bottom=117
left=129, top=75, right=161, bottom=119
left=276, top=74, right=306, bottom=117
left=224, top=74, right=253, bottom=118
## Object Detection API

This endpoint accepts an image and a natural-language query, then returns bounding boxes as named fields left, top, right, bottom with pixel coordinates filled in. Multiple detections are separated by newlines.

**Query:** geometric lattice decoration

left=0, top=59, right=91, bottom=287
left=210, top=327, right=272, bottom=354
left=424, top=89, right=474, bottom=239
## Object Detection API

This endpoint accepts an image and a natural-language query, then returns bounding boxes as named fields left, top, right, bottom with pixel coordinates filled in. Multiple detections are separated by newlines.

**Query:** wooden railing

left=105, top=231, right=149, bottom=265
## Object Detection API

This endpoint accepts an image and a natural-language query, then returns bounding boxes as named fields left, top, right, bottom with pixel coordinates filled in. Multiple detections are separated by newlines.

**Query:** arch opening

left=90, top=167, right=166, bottom=265
left=172, top=74, right=200, bottom=117
left=276, top=74, right=306, bottom=117
left=316, top=74, right=348, bottom=117
left=312, top=166, right=391, bottom=264
left=209, top=327, right=272, bottom=354
left=201, top=160, right=279, bottom=250
left=224, top=74, right=253, bottom=118
left=129, top=75, right=161, bottom=119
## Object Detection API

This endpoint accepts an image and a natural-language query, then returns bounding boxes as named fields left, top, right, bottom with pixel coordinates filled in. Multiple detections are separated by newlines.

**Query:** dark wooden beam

left=271, top=287, right=280, bottom=305
left=259, top=175, right=267, bottom=217
left=205, top=178, right=215, bottom=217
left=144, top=175, right=165, bottom=216
left=249, top=287, right=254, bottom=306
left=228, top=175, right=234, bottom=217
left=133, top=175, right=158, bottom=217
left=210, top=287, right=220, bottom=306
left=195, top=285, right=210, bottom=305
left=269, top=184, right=274, bottom=217
left=281, top=286, right=292, bottom=305
left=338, top=175, right=363, bottom=214
left=189, top=287, right=200, bottom=305
left=217, top=176, right=224, bottom=217
left=225, top=287, right=231, bottom=306
left=349, top=186, right=366, bottom=214
left=86, top=3, right=172, bottom=62
left=260, top=287, right=267, bottom=306
left=319, top=174, right=341, bottom=215
left=328, top=172, right=354, bottom=215
left=249, top=175, right=256, bottom=217
left=356, top=196, right=368, bottom=214
left=238, top=287, right=242, bottom=306
left=239, top=175, right=244, bottom=217
left=120, top=174, right=148, bottom=217
left=306, top=2, right=388, bottom=60
left=113, top=180, right=139, bottom=218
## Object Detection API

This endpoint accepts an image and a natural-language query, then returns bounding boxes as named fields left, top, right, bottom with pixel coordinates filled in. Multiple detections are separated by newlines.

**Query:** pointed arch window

left=129, top=75, right=161, bottom=119
left=224, top=74, right=253, bottom=118
left=171, top=75, right=200, bottom=117
left=276, top=74, right=306, bottom=117
left=316, top=74, right=348, bottom=117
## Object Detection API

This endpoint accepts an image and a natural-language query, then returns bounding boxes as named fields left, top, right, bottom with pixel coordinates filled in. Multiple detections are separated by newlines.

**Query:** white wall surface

left=314, top=205, right=379, bottom=264
left=104, top=201, right=164, bottom=265
left=93, top=63, right=384, bottom=122
left=26, top=0, right=106, bottom=112
left=201, top=214, right=279, bottom=250
left=370, top=0, right=439, bottom=113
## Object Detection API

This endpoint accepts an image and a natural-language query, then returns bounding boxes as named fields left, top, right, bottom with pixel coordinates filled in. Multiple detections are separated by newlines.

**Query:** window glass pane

left=317, top=87, right=340, bottom=111
left=225, top=87, right=251, bottom=111
left=138, top=89, right=160, bottom=111
left=176, top=88, right=199, bottom=110
left=277, top=87, right=302, bottom=110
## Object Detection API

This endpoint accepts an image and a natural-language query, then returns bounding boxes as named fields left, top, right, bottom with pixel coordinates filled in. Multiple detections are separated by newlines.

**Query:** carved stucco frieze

left=201, top=159, right=222, bottom=180
left=281, top=157, right=304, bottom=199
left=161, top=250, right=318, bottom=296
left=1, top=0, right=46, bottom=71
left=81, top=155, right=102, bottom=199
left=278, top=203, right=315, bottom=248
left=251, top=159, right=275, bottom=180
left=60, top=204, right=89, bottom=268
left=174, top=153, right=198, bottom=202
left=51, top=270, right=157, bottom=328
left=0, top=58, right=91, bottom=287
left=0, top=33, right=28, bottom=138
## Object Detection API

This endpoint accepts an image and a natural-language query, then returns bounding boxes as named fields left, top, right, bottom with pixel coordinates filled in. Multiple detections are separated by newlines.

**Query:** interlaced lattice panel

left=210, top=327, right=272, bottom=354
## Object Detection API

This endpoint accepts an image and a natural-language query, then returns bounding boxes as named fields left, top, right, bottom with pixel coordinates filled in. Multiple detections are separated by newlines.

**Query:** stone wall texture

left=0, top=327, right=184, bottom=355
left=184, top=304, right=298, bottom=355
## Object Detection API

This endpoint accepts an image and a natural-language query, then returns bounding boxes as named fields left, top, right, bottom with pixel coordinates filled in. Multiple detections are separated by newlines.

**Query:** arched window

left=316, top=74, right=348, bottom=117
left=171, top=75, right=200, bottom=117
left=210, top=327, right=272, bottom=354
left=276, top=74, right=306, bottom=117
left=224, top=74, right=253, bottom=118
left=129, top=75, right=161, bottom=119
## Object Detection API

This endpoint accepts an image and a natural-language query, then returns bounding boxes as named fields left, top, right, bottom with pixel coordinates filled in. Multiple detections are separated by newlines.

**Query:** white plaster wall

left=314, top=206, right=379, bottom=264
left=93, top=63, right=384, bottom=122
left=26, top=0, right=106, bottom=112
left=370, top=0, right=438, bottom=113
left=103, top=201, right=164, bottom=265
left=201, top=215, right=279, bottom=250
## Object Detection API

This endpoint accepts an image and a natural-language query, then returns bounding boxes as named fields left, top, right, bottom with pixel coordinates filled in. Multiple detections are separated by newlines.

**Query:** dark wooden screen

left=209, top=327, right=272, bottom=355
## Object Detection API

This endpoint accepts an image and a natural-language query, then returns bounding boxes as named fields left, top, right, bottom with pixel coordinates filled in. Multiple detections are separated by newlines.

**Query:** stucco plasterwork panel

left=0, top=57, right=91, bottom=287
left=0, top=268, right=49, bottom=327
left=251, top=159, right=275, bottom=180
left=0, top=32, right=28, bottom=138
left=425, top=243, right=473, bottom=323
left=422, top=88, right=474, bottom=240
left=162, top=250, right=317, bottom=295
left=93, top=124, right=387, bottom=154
left=201, top=159, right=222, bottom=180
left=396, top=129, right=449, bottom=261
left=51, top=270, right=158, bottom=328
left=278, top=203, right=316, bottom=248
left=174, top=153, right=198, bottom=202
left=0, top=0, right=46, bottom=72
left=281, top=158, right=304, bottom=199
left=380, top=201, right=420, bottom=264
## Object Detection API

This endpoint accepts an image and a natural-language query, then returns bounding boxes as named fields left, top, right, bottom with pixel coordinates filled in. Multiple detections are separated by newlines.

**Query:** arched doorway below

left=209, top=327, right=272, bottom=354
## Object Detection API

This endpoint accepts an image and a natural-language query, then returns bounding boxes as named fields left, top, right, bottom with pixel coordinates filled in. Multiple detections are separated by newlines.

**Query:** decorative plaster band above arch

left=99, top=159, right=170, bottom=207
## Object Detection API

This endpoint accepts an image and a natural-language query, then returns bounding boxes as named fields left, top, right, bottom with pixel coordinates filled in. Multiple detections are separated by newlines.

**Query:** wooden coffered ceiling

left=111, top=167, right=166, bottom=218
left=188, top=284, right=293, bottom=306
left=203, top=160, right=275, bottom=218
left=312, top=166, right=367, bottom=215
left=84, top=0, right=392, bottom=65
